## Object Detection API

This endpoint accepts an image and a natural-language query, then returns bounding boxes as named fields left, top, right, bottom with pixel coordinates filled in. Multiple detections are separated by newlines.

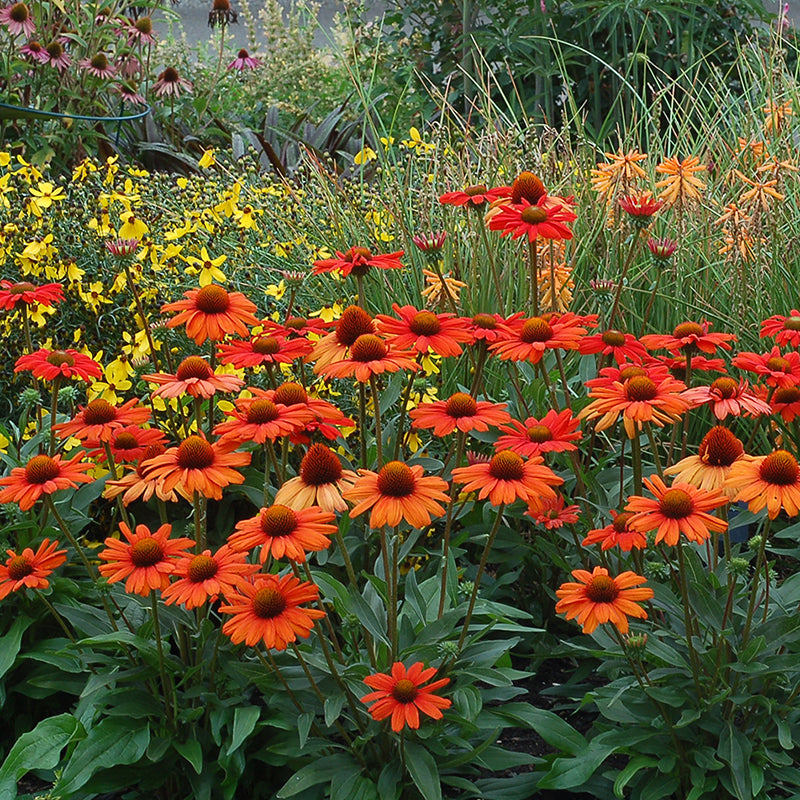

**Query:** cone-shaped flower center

left=176, top=356, right=213, bottom=380
left=113, top=431, right=139, bottom=450
left=237, top=48, right=250, bottom=59
left=83, top=398, right=117, bottom=424
left=187, top=554, right=218, bottom=582
left=601, top=330, right=627, bottom=347
left=659, top=488, right=694, bottom=519
left=90, top=53, right=109, bottom=70
left=619, top=366, right=648, bottom=382
left=46, top=41, right=63, bottom=59
left=134, top=16, right=152, bottom=34
left=274, top=382, right=307, bottom=405
left=284, top=317, right=308, bottom=331
left=527, top=424, right=552, bottom=443
left=177, top=436, right=215, bottom=469
left=760, top=450, right=800, bottom=485
left=488, top=451, right=524, bottom=481
left=260, top=505, right=298, bottom=537
left=445, top=393, right=477, bottom=418
left=10, top=3, right=29, bottom=23
left=7, top=555, right=34, bottom=580
left=673, top=322, right=703, bottom=339
left=767, top=356, right=790, bottom=373
left=611, top=512, right=635, bottom=533
left=711, top=377, right=738, bottom=398
left=129, top=537, right=164, bottom=567
left=345, top=247, right=372, bottom=262
left=520, top=317, right=553, bottom=343
left=464, top=184, right=488, bottom=197
left=511, top=172, right=546, bottom=204
left=25, top=455, right=60, bottom=484
left=350, top=334, right=387, bottom=362
left=472, top=313, right=497, bottom=329
left=247, top=399, right=279, bottom=423
left=585, top=574, right=619, bottom=603
left=9, top=281, right=35, bottom=293
left=625, top=376, right=658, bottom=402
left=520, top=206, right=549, bottom=225
left=698, top=426, right=744, bottom=467
left=392, top=678, right=418, bottom=703
left=46, top=351, right=75, bottom=367
left=785, top=316, right=800, bottom=331
left=775, top=386, right=800, bottom=404
left=213, top=0, right=231, bottom=9
left=335, top=306, right=374, bottom=346
left=253, top=586, right=286, bottom=618
left=376, top=461, right=416, bottom=497
left=301, top=444, right=342, bottom=485
left=410, top=311, right=441, bottom=336
left=252, top=335, right=280, bottom=355
left=194, top=284, right=230, bottom=313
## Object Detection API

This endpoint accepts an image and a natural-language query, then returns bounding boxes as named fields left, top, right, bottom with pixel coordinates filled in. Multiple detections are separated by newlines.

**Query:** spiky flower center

left=511, top=172, right=546, bottom=204
left=7, top=555, right=34, bottom=580
left=134, top=16, right=152, bottom=34
left=187, top=554, right=217, bottom=582
left=673, top=322, right=703, bottom=339
left=350, top=334, right=387, bottom=362
left=698, top=426, right=744, bottom=467
left=520, top=206, right=549, bottom=225
left=274, top=382, right=307, bottom=405
left=129, top=537, right=164, bottom=567
left=376, top=461, right=416, bottom=497
left=90, top=53, right=109, bottom=70
left=46, top=351, right=75, bottom=367
left=659, top=488, right=694, bottom=519
left=45, top=41, right=63, bottom=59
left=194, top=284, right=230, bottom=313
left=346, top=247, right=372, bottom=261
left=625, top=376, right=658, bottom=402
left=619, top=366, right=648, bottom=382
left=247, top=399, right=279, bottom=423
left=611, top=512, right=635, bottom=533
left=409, top=311, right=441, bottom=336
left=113, top=431, right=139, bottom=450
left=8, top=281, right=35, bottom=293
left=392, top=678, right=418, bottom=703
left=212, top=0, right=231, bottom=9
left=784, top=316, right=800, bottom=331
left=335, top=306, right=374, bottom=346
left=774, top=386, right=800, bottom=404
left=9, top=3, right=29, bottom=23
left=176, top=356, right=213, bottom=381
left=527, top=424, right=552, bottom=443
left=464, top=184, right=488, bottom=197
left=472, top=313, right=497, bottom=329
left=284, top=317, right=307, bottom=331
left=488, top=451, right=524, bottom=481
left=83, top=398, right=117, bottom=425
left=445, top=393, right=477, bottom=418
left=711, top=377, right=738, bottom=398
left=252, top=335, right=280, bottom=355
left=25, top=455, right=60, bottom=484
left=177, top=436, right=215, bottom=469
left=767, top=356, right=790, bottom=373
left=760, top=450, right=800, bottom=485
left=601, top=330, right=627, bottom=347
left=585, top=574, right=619, bottom=603
left=260, top=505, right=298, bottom=537
left=301, top=444, right=342, bottom=485
left=252, top=586, right=286, bottom=618
left=236, top=48, right=249, bottom=59
left=520, top=317, right=553, bottom=343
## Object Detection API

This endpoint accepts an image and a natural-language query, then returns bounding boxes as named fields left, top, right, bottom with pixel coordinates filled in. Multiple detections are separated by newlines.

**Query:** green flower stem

left=469, top=341, right=488, bottom=398
left=298, top=561, right=345, bottom=663
left=630, top=429, right=643, bottom=497
left=438, top=430, right=467, bottom=618
left=332, top=524, right=359, bottom=591
left=639, top=268, right=662, bottom=337
left=392, top=366, right=419, bottom=462
left=49, top=375, right=62, bottom=456
left=675, top=543, right=705, bottom=698
left=369, top=374, right=384, bottom=469
left=477, top=217, right=504, bottom=312
left=193, top=490, right=207, bottom=552
left=607, top=230, right=642, bottom=330
left=207, top=347, right=216, bottom=438
left=102, top=441, right=130, bottom=527
left=741, top=517, right=772, bottom=649
left=358, top=383, right=368, bottom=468
left=121, top=260, right=161, bottom=371
left=20, top=305, right=44, bottom=431
left=644, top=422, right=664, bottom=479
left=528, top=239, right=539, bottom=316
left=378, top=524, right=396, bottom=658
left=505, top=363, right=532, bottom=417
left=356, top=274, right=365, bottom=309
left=554, top=351, right=572, bottom=410
left=150, top=590, right=175, bottom=727
left=536, top=360, right=559, bottom=411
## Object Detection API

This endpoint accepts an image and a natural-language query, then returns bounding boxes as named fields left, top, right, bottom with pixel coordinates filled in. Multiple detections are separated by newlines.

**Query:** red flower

left=488, top=196, right=577, bottom=241
left=761, top=310, right=800, bottom=348
left=618, top=192, right=664, bottom=221
left=0, top=539, right=67, bottom=598
left=468, top=313, right=507, bottom=343
left=681, top=377, right=771, bottom=420
left=495, top=408, right=581, bottom=458
left=216, top=333, right=312, bottom=369
left=376, top=304, right=474, bottom=358
left=54, top=398, right=150, bottom=442
left=527, top=495, right=580, bottom=528
left=409, top=392, right=511, bottom=437
left=86, top=425, right=167, bottom=463
left=269, top=382, right=354, bottom=443
left=313, top=247, right=404, bottom=277
left=316, top=334, right=418, bottom=383
left=142, top=356, right=244, bottom=399
left=0, top=280, right=64, bottom=310
left=582, top=511, right=647, bottom=551
left=732, top=347, right=800, bottom=389
left=770, top=385, right=800, bottom=422
left=213, top=389, right=315, bottom=445
left=579, top=329, right=648, bottom=363
left=490, top=312, right=593, bottom=364
left=0, top=453, right=93, bottom=510
left=15, top=349, right=102, bottom=382
left=640, top=321, right=736, bottom=355
left=439, top=184, right=508, bottom=207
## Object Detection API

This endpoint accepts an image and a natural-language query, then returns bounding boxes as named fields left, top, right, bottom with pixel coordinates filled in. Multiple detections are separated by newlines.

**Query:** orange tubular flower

left=376, top=305, right=474, bottom=358
left=142, top=356, right=244, bottom=399
left=409, top=393, right=511, bottom=437
left=655, top=155, right=706, bottom=206
left=216, top=332, right=312, bottom=369
left=86, top=425, right=167, bottom=464
left=317, top=334, right=418, bottom=383
left=312, top=305, right=376, bottom=371
left=161, top=545, right=258, bottom=608
left=488, top=195, right=577, bottom=241
left=15, top=348, right=102, bottom=382
left=494, top=408, right=581, bottom=458
left=732, top=347, right=800, bottom=389
left=626, top=476, right=729, bottom=546
left=228, top=504, right=336, bottom=563
left=582, top=511, right=647, bottom=552
left=313, top=246, right=404, bottom=278
left=579, top=329, right=649, bottom=364
left=54, top=398, right=150, bottom=441
left=0, top=539, right=67, bottom=599
left=681, top=377, right=770, bottom=420
left=489, top=312, right=593, bottom=364
left=555, top=567, right=654, bottom=634
left=213, top=390, right=315, bottom=445
left=724, top=450, right=800, bottom=519
left=161, top=284, right=259, bottom=345
left=761, top=310, right=800, bottom=348
left=0, top=453, right=93, bottom=511
left=219, top=573, right=325, bottom=650
left=343, top=461, right=450, bottom=529
left=142, top=434, right=250, bottom=501
left=665, top=426, right=746, bottom=498
left=640, top=321, right=736, bottom=355
left=0, top=280, right=64, bottom=310
left=273, top=443, right=358, bottom=512
left=451, top=450, right=562, bottom=508
left=362, top=662, right=451, bottom=732
left=98, top=522, right=194, bottom=596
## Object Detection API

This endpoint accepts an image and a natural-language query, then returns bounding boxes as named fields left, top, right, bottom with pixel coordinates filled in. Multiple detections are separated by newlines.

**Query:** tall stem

left=150, top=590, right=174, bottom=727
left=528, top=239, right=539, bottom=316
left=607, top=231, right=642, bottom=330
left=369, top=374, right=384, bottom=469
left=438, top=430, right=466, bottom=617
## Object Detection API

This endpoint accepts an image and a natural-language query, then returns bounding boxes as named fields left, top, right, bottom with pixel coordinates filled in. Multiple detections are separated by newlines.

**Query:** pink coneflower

left=80, top=52, right=116, bottom=79
left=117, top=53, right=142, bottom=79
left=153, top=66, right=192, bottom=98
left=228, top=48, right=260, bottom=70
left=124, top=15, right=156, bottom=45
left=41, top=40, right=71, bottom=70
left=19, top=39, right=44, bottom=61
left=116, top=81, right=146, bottom=106
left=0, top=2, right=35, bottom=37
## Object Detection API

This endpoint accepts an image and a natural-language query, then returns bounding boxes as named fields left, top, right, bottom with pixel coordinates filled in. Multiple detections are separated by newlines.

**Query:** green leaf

left=0, top=617, right=33, bottom=680
left=614, top=755, right=659, bottom=797
left=174, top=740, right=203, bottom=775
left=404, top=741, right=441, bottom=800
left=324, top=695, right=345, bottom=728
left=229, top=707, right=260, bottom=755
left=377, top=762, right=403, bottom=800
left=277, top=754, right=358, bottom=797
left=718, top=723, right=752, bottom=800
left=483, top=703, right=586, bottom=755
left=297, top=712, right=314, bottom=749
left=778, top=720, right=793, bottom=750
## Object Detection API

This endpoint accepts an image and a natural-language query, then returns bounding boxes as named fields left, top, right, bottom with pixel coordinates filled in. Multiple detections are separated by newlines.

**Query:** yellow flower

left=0, top=152, right=10, bottom=167
left=233, top=204, right=261, bottom=229
left=183, top=246, right=227, bottom=285
left=28, top=302, right=57, bottom=327
left=67, top=260, right=85, bottom=282
left=176, top=177, right=189, bottom=189
left=380, top=136, right=395, bottom=147
left=198, top=149, right=217, bottom=168
left=28, top=182, right=65, bottom=216
left=88, top=211, right=116, bottom=238
left=401, top=127, right=435, bottom=154
left=106, top=356, right=135, bottom=383
left=72, top=159, right=98, bottom=182
left=104, top=155, right=120, bottom=184
left=0, top=428, right=9, bottom=453
left=119, top=211, right=148, bottom=239
left=354, top=146, right=377, bottom=165
left=78, top=281, right=113, bottom=314
left=265, top=280, right=286, bottom=300
left=655, top=155, right=706, bottom=206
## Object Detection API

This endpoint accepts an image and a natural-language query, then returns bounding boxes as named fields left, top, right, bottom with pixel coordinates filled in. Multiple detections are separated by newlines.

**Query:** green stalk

left=150, top=590, right=175, bottom=727
left=438, top=430, right=467, bottom=618
left=369, top=374, right=384, bottom=469
left=607, top=230, right=642, bottom=330
left=528, top=239, right=539, bottom=316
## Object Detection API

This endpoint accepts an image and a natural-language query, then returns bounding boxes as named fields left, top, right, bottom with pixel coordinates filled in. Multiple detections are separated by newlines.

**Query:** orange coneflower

left=362, top=661, right=451, bottom=732
left=15, top=348, right=103, bottom=382
left=219, top=573, right=325, bottom=650
left=585, top=360, right=671, bottom=390
left=681, top=377, right=770, bottom=420
left=343, top=461, right=450, bottom=529
left=273, top=443, right=358, bottom=512
left=489, top=312, right=593, bottom=364
left=317, top=334, right=418, bottom=383
left=640, top=321, right=736, bottom=355
left=53, top=397, right=150, bottom=441
left=161, top=545, right=258, bottom=609
left=582, top=511, right=647, bottom=551
left=312, top=305, right=376, bottom=371
left=494, top=408, right=581, bottom=458
left=724, top=449, right=800, bottom=519
left=0, top=280, right=63, bottom=310
left=161, top=284, right=259, bottom=345
left=409, top=393, right=511, bottom=437
left=661, top=354, right=727, bottom=382
left=626, top=476, right=729, bottom=546
left=487, top=195, right=577, bottom=241
left=86, top=425, right=167, bottom=464
left=451, top=450, right=562, bottom=508
left=376, top=304, right=474, bottom=358
left=0, top=453, right=94, bottom=511
left=228, top=504, right=336, bottom=563
left=142, top=434, right=250, bottom=501
left=555, top=567, right=653, bottom=634
left=654, top=155, right=706, bottom=206
left=213, top=390, right=315, bottom=445
left=468, top=312, right=507, bottom=343
left=664, top=426, right=746, bottom=498
left=527, top=494, right=580, bottom=529
left=0, top=539, right=67, bottom=599
left=216, top=332, right=312, bottom=369
left=761, top=310, right=800, bottom=348
left=270, top=382, right=354, bottom=443
left=313, top=247, right=404, bottom=277
left=579, top=329, right=649, bottom=364
left=98, top=522, right=194, bottom=596
left=103, top=444, right=178, bottom=505
left=770, top=385, right=800, bottom=422
left=142, top=356, right=244, bottom=399
left=733, top=347, right=800, bottom=389
left=439, top=184, right=509, bottom=207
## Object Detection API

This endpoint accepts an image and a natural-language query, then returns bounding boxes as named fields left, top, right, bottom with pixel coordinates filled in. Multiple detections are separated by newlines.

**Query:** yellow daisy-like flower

left=354, top=146, right=377, bottom=165
left=183, top=246, right=227, bottom=286
left=401, top=127, right=435, bottom=154
left=28, top=182, right=65, bottom=216
left=198, top=148, right=217, bottom=168
left=118, top=210, right=148, bottom=240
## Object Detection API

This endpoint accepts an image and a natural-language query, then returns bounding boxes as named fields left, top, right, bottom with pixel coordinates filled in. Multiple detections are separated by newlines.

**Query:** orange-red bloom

left=582, top=511, right=647, bottom=551
left=273, top=443, right=358, bottom=512
left=579, top=329, right=648, bottom=363
left=317, top=334, right=418, bottom=383
left=555, top=567, right=653, bottom=634
left=213, top=389, right=315, bottom=445
left=98, top=522, right=194, bottom=596
left=103, top=444, right=178, bottom=506
left=640, top=321, right=735, bottom=355
left=409, top=392, right=511, bottom=437
left=344, top=461, right=450, bottom=528
left=488, top=196, right=577, bottom=241
left=494, top=408, right=581, bottom=457
left=312, top=305, right=376, bottom=371
left=0, top=452, right=93, bottom=510
left=761, top=310, right=800, bottom=348
left=490, top=312, right=592, bottom=364
left=468, top=312, right=507, bottom=343
left=376, top=305, right=474, bottom=357
left=54, top=398, right=150, bottom=441
left=362, top=661, right=451, bottom=732
left=0, top=280, right=64, bottom=309
left=219, top=573, right=325, bottom=649
left=770, top=386, right=800, bottom=422
left=269, top=382, right=354, bottom=443
left=0, top=539, right=67, bottom=599
left=681, top=377, right=770, bottom=420
left=313, top=247, right=404, bottom=277
left=732, top=347, right=800, bottom=389
left=724, top=449, right=800, bottom=518
left=439, top=184, right=508, bottom=207
left=86, top=425, right=167, bottom=463
left=216, top=332, right=312, bottom=369
left=143, top=356, right=244, bottom=399
left=15, top=348, right=102, bottom=382
left=527, top=495, right=580, bottom=529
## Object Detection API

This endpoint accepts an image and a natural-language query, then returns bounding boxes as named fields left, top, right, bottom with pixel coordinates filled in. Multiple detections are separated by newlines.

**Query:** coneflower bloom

left=312, top=305, right=376, bottom=370
left=555, top=567, right=653, bottom=634
left=626, top=476, right=729, bottom=545
left=86, top=425, right=167, bottom=464
left=494, top=408, right=581, bottom=458
left=490, top=312, right=592, bottom=364
left=0, top=280, right=63, bottom=309
left=724, top=449, right=800, bottom=518
left=343, top=461, right=449, bottom=528
left=142, top=356, right=244, bottom=399
left=655, top=155, right=706, bottom=206
left=662, top=354, right=726, bottom=382
left=265, top=316, right=333, bottom=339
left=142, top=434, right=250, bottom=501
left=770, top=385, right=800, bottom=422
left=579, top=329, right=648, bottom=363
left=116, top=80, right=146, bottom=106
left=582, top=511, right=647, bottom=551
left=617, top=192, right=664, bottom=224
left=270, top=382, right=354, bottom=442
left=213, top=390, right=315, bottom=445
left=488, top=196, right=577, bottom=241
left=153, top=66, right=192, bottom=97
left=161, top=284, right=259, bottom=345
left=313, top=247, right=404, bottom=278
left=228, top=504, right=336, bottom=562
left=468, top=312, right=506, bottom=343
left=527, top=495, right=580, bottom=529
left=208, top=0, right=237, bottom=26
left=362, top=662, right=451, bottom=732
left=641, top=321, right=736, bottom=355
left=273, top=443, right=358, bottom=512
left=317, top=334, right=418, bottom=383
left=0, top=2, right=34, bottom=36
left=681, top=377, right=770, bottom=420
left=124, top=15, right=156, bottom=45
left=228, top=48, right=261, bottom=70
left=761, top=310, right=800, bottom=348
left=585, top=360, right=671, bottom=389
left=98, top=522, right=194, bottom=596
left=161, top=545, right=258, bottom=608
left=53, top=398, right=150, bottom=442
left=219, top=573, right=326, bottom=649
left=0, top=539, right=67, bottom=598
left=79, top=52, right=116, bottom=78
left=732, top=347, right=800, bottom=389
left=376, top=305, right=474, bottom=357
left=0, top=453, right=93, bottom=510
left=439, top=184, right=508, bottom=207
left=19, top=39, right=44, bottom=60
left=647, top=236, right=678, bottom=261
left=665, top=426, right=746, bottom=498
left=217, top=332, right=312, bottom=368
left=409, top=393, right=511, bottom=437
left=451, top=450, right=562, bottom=508
left=15, top=348, right=102, bottom=382
left=103, top=445, right=178, bottom=505
left=41, top=40, right=71, bottom=70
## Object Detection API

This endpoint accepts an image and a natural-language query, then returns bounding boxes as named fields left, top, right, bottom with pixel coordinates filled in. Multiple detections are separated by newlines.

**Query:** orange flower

left=98, top=522, right=194, bottom=596
left=489, top=312, right=593, bottom=364
left=0, top=452, right=94, bottom=511
left=590, top=149, right=648, bottom=201
left=219, top=573, right=325, bottom=649
left=681, top=377, right=770, bottom=420
left=494, top=408, right=581, bottom=458
left=142, top=356, right=244, bottom=399
left=625, top=476, right=729, bottom=546
left=0, top=539, right=67, bottom=599
left=213, top=389, right=315, bottom=445
left=362, top=661, right=451, bottom=732
left=86, top=425, right=167, bottom=464
left=582, top=511, right=647, bottom=552
left=770, top=386, right=800, bottom=423
left=761, top=310, right=800, bottom=348
left=54, top=398, right=150, bottom=441
left=451, top=450, right=562, bottom=508
left=228, top=504, right=336, bottom=562
left=270, top=382, right=354, bottom=443
left=665, top=426, right=746, bottom=498
left=161, top=284, right=259, bottom=345
left=161, top=545, right=258, bottom=608
left=487, top=196, right=577, bottom=241
left=15, top=348, right=102, bottom=382
left=640, top=321, right=736, bottom=355
left=317, top=334, right=418, bottom=383
left=655, top=155, right=706, bottom=206
left=344, top=461, right=450, bottom=528
left=312, top=305, right=376, bottom=371
left=216, top=332, right=312, bottom=369
left=732, top=347, right=800, bottom=389
left=376, top=304, right=474, bottom=357
left=313, top=246, right=404, bottom=277
left=579, top=329, right=649, bottom=364
left=724, top=450, right=800, bottom=519
left=409, top=393, right=511, bottom=437
left=103, top=444, right=178, bottom=506
left=273, top=443, right=358, bottom=512
left=527, top=495, right=580, bottom=529
left=555, top=567, right=653, bottom=634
